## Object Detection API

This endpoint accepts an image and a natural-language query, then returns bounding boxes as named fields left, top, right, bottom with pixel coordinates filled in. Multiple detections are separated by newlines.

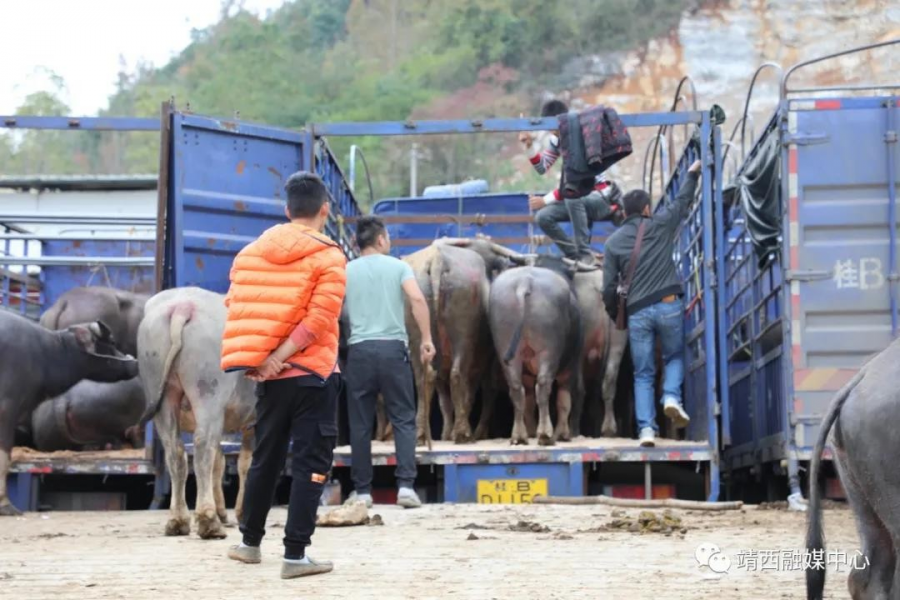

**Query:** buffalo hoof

left=510, top=437, right=529, bottom=446
left=218, top=510, right=230, bottom=525
left=538, top=434, right=555, bottom=447
left=452, top=429, right=474, bottom=444
left=197, top=515, right=227, bottom=540
left=235, top=509, right=244, bottom=525
left=601, top=418, right=617, bottom=438
left=0, top=502, right=22, bottom=517
left=416, top=435, right=428, bottom=447
left=165, top=517, right=190, bottom=537
left=555, top=430, right=572, bottom=443
left=473, top=425, right=489, bottom=440
left=440, top=428, right=453, bottom=442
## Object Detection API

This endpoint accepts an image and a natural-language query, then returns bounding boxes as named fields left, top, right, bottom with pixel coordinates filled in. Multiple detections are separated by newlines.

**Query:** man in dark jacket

left=602, top=159, right=702, bottom=447
left=519, top=99, right=624, bottom=267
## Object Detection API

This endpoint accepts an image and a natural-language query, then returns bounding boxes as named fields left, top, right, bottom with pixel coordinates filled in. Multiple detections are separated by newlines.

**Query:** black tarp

left=723, top=126, right=781, bottom=268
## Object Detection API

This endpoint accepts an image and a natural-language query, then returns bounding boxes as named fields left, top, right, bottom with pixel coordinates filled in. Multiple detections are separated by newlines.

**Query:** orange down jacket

left=220, top=222, right=347, bottom=379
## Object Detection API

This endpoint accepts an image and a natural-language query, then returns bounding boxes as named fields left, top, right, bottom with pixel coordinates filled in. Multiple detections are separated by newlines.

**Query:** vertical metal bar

left=885, top=98, right=898, bottom=337
left=171, top=113, right=186, bottom=288
left=779, top=101, right=803, bottom=499
left=410, top=143, right=418, bottom=197
left=1, top=227, right=10, bottom=312
left=644, top=463, right=652, bottom=500
left=713, top=125, right=731, bottom=446
left=349, top=145, right=358, bottom=192
left=154, top=102, right=172, bottom=292
left=700, top=111, right=721, bottom=502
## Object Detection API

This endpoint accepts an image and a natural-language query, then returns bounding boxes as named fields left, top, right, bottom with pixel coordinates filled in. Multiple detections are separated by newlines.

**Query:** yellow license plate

left=476, top=478, right=547, bottom=504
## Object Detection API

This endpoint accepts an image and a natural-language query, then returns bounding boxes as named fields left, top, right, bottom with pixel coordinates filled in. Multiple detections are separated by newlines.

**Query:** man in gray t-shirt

left=342, top=216, right=435, bottom=509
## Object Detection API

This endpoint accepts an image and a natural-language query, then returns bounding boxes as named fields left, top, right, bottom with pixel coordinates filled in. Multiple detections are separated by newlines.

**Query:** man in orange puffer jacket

left=222, top=172, right=346, bottom=580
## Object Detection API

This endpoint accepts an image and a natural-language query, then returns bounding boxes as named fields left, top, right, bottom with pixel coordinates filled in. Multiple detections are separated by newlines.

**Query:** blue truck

left=3, top=40, right=895, bottom=510
left=721, top=40, right=900, bottom=505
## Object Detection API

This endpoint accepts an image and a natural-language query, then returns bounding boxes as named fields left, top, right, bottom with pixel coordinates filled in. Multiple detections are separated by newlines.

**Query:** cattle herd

left=0, top=236, right=629, bottom=537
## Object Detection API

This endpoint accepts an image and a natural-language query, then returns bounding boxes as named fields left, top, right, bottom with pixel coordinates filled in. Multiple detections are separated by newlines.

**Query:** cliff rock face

left=559, top=0, right=900, bottom=191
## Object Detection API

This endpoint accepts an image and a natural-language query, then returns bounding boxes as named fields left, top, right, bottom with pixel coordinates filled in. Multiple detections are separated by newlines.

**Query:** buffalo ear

left=70, top=325, right=96, bottom=352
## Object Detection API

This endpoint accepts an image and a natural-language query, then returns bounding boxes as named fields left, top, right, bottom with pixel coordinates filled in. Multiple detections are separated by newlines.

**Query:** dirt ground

left=0, top=503, right=859, bottom=600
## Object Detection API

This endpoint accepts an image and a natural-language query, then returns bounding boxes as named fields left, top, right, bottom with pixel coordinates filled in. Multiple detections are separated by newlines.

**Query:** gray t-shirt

left=345, top=254, right=415, bottom=345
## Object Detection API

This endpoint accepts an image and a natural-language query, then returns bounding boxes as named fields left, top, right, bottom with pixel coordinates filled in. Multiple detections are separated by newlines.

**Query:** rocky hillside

left=539, top=0, right=900, bottom=191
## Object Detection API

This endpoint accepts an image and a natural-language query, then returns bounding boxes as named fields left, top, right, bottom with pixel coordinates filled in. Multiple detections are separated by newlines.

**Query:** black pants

left=345, top=340, right=417, bottom=493
left=239, top=374, right=340, bottom=559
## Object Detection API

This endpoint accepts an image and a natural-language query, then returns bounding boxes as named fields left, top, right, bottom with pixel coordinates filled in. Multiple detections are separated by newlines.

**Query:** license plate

left=476, top=478, right=547, bottom=504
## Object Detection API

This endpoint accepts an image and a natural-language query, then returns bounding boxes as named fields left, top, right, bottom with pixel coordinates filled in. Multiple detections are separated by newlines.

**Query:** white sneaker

left=397, top=487, right=422, bottom=509
left=663, top=397, right=691, bottom=429
left=639, top=427, right=656, bottom=447
left=344, top=491, right=373, bottom=508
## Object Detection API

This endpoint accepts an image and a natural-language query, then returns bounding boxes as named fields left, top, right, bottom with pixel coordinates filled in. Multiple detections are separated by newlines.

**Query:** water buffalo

left=489, top=260, right=585, bottom=445
left=570, top=264, right=629, bottom=438
left=806, top=341, right=899, bottom=600
left=35, top=286, right=151, bottom=450
left=40, top=286, right=149, bottom=356
left=138, top=287, right=255, bottom=540
left=0, top=312, right=138, bottom=515
left=403, top=238, right=517, bottom=444
left=30, top=377, right=145, bottom=451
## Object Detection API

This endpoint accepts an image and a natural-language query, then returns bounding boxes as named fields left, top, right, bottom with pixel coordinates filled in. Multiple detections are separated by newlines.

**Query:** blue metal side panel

left=722, top=96, right=899, bottom=468
left=450, top=462, right=582, bottom=503
left=41, top=240, right=155, bottom=307
left=372, top=193, right=616, bottom=257
left=165, top=113, right=307, bottom=291
left=788, top=98, right=900, bottom=455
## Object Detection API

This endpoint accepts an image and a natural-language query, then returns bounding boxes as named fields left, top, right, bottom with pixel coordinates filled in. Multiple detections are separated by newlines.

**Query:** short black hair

left=541, top=99, right=569, bottom=117
left=285, top=171, right=330, bottom=219
left=622, top=189, right=652, bottom=217
left=356, top=216, right=387, bottom=250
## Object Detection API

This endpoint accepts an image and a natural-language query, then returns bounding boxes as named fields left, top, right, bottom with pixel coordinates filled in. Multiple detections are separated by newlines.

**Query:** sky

left=0, top=0, right=287, bottom=116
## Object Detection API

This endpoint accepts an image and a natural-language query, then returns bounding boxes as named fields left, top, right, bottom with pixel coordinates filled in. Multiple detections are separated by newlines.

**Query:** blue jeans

left=628, top=298, right=685, bottom=434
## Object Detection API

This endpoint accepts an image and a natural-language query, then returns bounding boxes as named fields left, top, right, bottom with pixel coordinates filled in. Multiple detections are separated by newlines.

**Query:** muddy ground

left=0, top=503, right=859, bottom=599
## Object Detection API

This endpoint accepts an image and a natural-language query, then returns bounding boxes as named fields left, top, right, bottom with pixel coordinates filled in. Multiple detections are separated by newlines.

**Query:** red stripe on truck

left=815, top=100, right=842, bottom=110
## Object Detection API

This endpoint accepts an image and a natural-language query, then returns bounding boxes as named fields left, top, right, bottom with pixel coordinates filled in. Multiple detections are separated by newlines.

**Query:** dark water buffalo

left=404, top=238, right=517, bottom=444
left=35, top=286, right=151, bottom=451
left=806, top=342, right=899, bottom=600
left=139, top=287, right=255, bottom=540
left=0, top=312, right=138, bottom=515
left=570, top=265, right=629, bottom=438
left=489, top=259, right=585, bottom=446
left=30, top=377, right=145, bottom=451
left=40, top=286, right=149, bottom=356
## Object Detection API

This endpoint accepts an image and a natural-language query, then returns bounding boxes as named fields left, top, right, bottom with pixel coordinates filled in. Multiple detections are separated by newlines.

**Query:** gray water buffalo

left=40, top=286, right=149, bottom=356
left=30, top=377, right=145, bottom=451
left=489, top=260, right=585, bottom=445
left=806, top=340, right=900, bottom=600
left=138, top=287, right=255, bottom=540
left=0, top=312, right=138, bottom=515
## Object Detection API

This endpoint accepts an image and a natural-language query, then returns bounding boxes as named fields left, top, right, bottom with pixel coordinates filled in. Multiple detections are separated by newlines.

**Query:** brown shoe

left=281, top=556, right=334, bottom=579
